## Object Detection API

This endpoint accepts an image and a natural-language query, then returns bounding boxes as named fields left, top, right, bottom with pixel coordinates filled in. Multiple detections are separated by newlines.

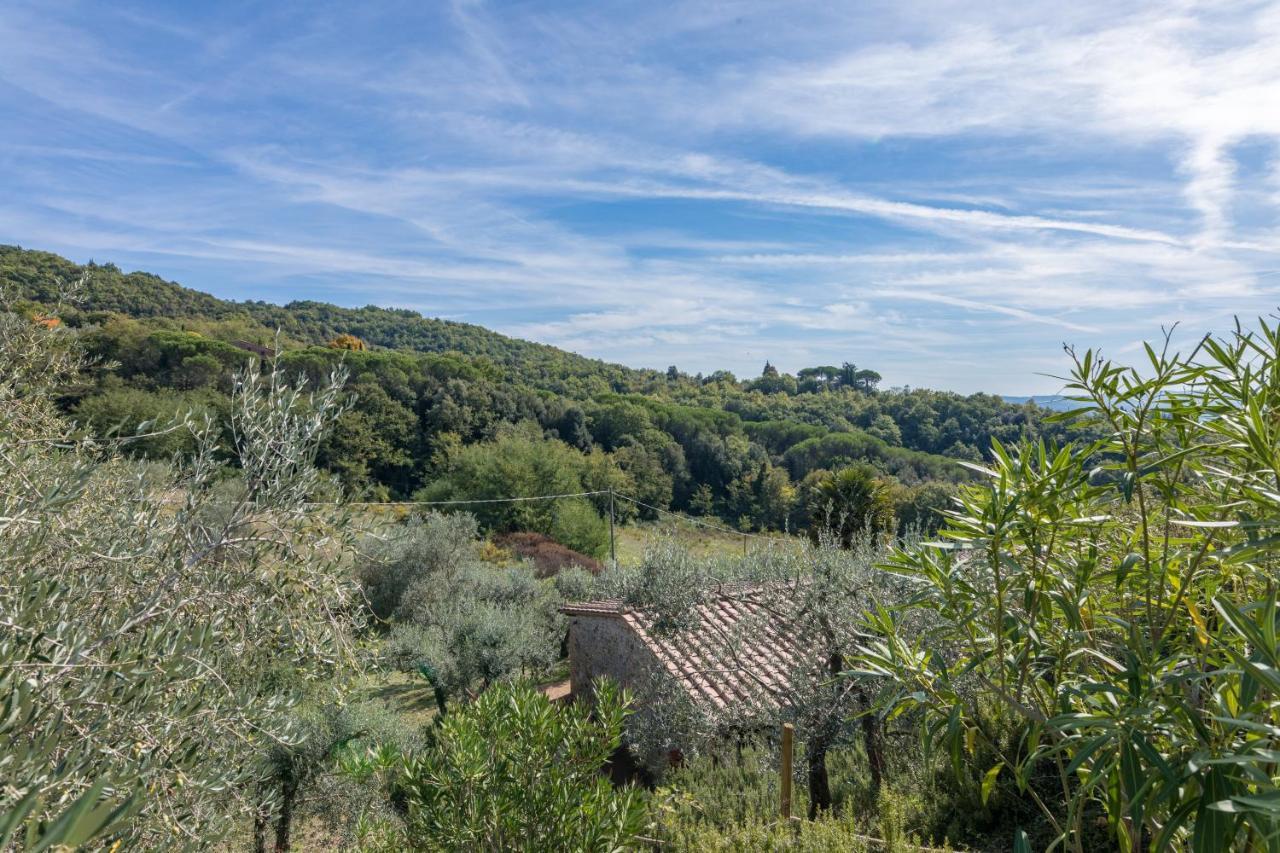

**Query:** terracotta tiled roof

left=560, top=599, right=625, bottom=617
left=562, top=585, right=809, bottom=714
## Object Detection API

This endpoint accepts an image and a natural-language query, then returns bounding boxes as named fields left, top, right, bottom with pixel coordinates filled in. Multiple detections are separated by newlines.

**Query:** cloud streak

left=1, top=0, right=1279, bottom=393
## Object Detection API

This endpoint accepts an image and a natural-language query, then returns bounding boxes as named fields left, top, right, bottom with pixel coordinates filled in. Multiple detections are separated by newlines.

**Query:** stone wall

left=566, top=615, right=658, bottom=703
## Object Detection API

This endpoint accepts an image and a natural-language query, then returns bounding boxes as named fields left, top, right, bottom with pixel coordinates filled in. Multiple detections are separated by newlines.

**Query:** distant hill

left=0, top=244, right=649, bottom=392
left=999, top=395, right=1075, bottom=412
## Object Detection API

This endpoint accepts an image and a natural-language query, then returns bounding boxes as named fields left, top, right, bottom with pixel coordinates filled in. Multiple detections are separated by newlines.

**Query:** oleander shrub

left=856, top=318, right=1280, bottom=851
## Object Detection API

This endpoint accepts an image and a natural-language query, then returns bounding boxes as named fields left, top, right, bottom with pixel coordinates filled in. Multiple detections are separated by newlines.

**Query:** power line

left=304, top=488, right=795, bottom=546
left=306, top=489, right=609, bottom=508
left=611, top=492, right=793, bottom=545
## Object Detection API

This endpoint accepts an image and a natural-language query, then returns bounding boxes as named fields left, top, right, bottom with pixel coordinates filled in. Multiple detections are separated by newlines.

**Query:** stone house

left=560, top=584, right=804, bottom=719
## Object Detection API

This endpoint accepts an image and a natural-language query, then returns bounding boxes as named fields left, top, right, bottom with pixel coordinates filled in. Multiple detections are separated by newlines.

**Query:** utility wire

left=306, top=490, right=610, bottom=508
left=304, top=489, right=794, bottom=545
left=611, top=493, right=793, bottom=544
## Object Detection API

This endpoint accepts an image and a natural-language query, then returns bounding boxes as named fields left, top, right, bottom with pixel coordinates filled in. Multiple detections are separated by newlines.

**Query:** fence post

left=780, top=722, right=794, bottom=820
left=608, top=489, right=617, bottom=568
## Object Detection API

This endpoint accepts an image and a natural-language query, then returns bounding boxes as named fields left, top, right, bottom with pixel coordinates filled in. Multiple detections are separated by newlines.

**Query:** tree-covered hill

left=1, top=244, right=1081, bottom=538
left=0, top=245, right=653, bottom=394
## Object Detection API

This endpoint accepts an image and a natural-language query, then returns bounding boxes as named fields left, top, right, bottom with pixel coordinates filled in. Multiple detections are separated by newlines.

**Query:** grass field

left=345, top=503, right=802, bottom=567
left=611, top=519, right=801, bottom=565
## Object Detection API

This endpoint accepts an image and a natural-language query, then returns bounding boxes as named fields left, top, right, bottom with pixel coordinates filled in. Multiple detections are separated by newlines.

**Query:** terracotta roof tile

left=562, top=585, right=811, bottom=715
left=560, top=599, right=624, bottom=617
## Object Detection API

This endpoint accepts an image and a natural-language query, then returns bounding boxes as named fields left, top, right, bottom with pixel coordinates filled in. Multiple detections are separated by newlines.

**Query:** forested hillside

left=1, top=244, right=1080, bottom=544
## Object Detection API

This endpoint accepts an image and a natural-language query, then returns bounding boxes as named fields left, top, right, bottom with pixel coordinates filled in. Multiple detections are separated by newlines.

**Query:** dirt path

left=541, top=679, right=571, bottom=702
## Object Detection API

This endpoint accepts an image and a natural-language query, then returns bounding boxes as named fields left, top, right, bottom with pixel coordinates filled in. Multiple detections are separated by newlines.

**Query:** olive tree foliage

left=600, top=534, right=921, bottom=818
left=356, top=511, right=482, bottom=623
left=357, top=512, right=564, bottom=703
left=0, top=302, right=364, bottom=849
left=856, top=319, right=1280, bottom=852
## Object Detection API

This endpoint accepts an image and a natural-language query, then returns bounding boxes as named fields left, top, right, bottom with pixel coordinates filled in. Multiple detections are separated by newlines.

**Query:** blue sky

left=3, top=1, right=1279, bottom=393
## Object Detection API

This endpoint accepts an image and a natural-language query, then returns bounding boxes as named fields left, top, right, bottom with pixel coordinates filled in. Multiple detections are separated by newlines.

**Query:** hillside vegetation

left=1, top=245, right=1082, bottom=546
left=9, top=263, right=1280, bottom=850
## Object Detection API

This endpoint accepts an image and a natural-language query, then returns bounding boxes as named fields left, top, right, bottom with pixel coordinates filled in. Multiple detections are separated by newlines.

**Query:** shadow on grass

left=366, top=680, right=439, bottom=715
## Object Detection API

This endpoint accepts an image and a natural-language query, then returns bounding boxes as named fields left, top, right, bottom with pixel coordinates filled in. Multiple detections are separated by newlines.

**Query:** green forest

left=1, top=244, right=1084, bottom=552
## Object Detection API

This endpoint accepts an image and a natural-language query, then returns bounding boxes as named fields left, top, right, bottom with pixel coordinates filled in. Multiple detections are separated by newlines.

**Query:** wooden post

left=780, top=722, right=794, bottom=820
left=742, top=533, right=748, bottom=558
left=608, top=489, right=617, bottom=568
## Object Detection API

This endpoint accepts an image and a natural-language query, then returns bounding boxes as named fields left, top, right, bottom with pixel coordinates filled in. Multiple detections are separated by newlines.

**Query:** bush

left=414, top=421, right=617, bottom=556
left=356, top=511, right=481, bottom=622
left=364, top=515, right=565, bottom=700
left=654, top=743, right=951, bottom=852
left=857, top=319, right=1280, bottom=851
left=550, top=497, right=611, bottom=558
left=345, top=681, right=647, bottom=851
left=495, top=531, right=603, bottom=577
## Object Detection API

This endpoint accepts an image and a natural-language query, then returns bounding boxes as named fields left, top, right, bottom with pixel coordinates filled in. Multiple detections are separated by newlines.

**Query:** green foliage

left=550, top=498, right=611, bottom=558
left=0, top=305, right=363, bottom=848
left=855, top=318, right=1280, bottom=851
left=888, top=480, right=955, bottom=536
left=357, top=511, right=482, bottom=621
left=783, top=429, right=964, bottom=485
left=360, top=513, right=565, bottom=698
left=417, top=422, right=614, bottom=555
left=73, top=384, right=222, bottom=458
left=346, top=681, right=647, bottom=851
left=803, top=464, right=898, bottom=545
left=0, top=245, right=1075, bottom=535
left=652, top=743, right=952, bottom=852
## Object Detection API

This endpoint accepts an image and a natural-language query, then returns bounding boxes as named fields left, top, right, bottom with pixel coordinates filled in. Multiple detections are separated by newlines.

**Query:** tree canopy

left=2, top=244, right=1086, bottom=535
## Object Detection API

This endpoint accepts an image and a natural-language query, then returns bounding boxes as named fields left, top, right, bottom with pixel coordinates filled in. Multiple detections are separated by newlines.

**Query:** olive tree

left=604, top=534, right=916, bottom=818
left=359, top=512, right=565, bottom=706
left=1, top=300, right=364, bottom=848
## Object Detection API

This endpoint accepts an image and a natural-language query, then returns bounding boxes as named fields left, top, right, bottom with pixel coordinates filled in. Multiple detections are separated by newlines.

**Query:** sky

left=2, top=1, right=1280, bottom=393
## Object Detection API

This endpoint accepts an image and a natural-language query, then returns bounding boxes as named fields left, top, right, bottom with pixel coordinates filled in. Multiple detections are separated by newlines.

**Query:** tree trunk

left=861, top=712, right=886, bottom=791
left=273, top=776, right=298, bottom=853
left=807, top=737, right=833, bottom=819
left=252, top=805, right=270, bottom=853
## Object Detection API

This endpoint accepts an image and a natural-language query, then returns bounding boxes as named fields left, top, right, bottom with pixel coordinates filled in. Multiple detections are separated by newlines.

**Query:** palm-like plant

left=806, top=464, right=897, bottom=547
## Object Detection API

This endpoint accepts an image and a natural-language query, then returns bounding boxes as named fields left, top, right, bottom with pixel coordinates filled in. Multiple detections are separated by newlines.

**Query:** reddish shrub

left=494, top=532, right=603, bottom=578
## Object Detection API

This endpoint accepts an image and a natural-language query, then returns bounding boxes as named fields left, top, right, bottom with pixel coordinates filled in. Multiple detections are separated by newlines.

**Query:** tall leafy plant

left=854, top=319, right=1280, bottom=850
left=343, top=681, right=647, bottom=851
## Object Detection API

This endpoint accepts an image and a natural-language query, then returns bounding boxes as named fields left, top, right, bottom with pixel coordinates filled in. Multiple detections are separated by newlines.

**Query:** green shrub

left=356, top=511, right=481, bottom=622
left=414, top=421, right=618, bottom=556
left=857, top=318, right=1280, bottom=851
left=345, top=680, right=647, bottom=851
left=653, top=746, right=954, bottom=852
left=550, top=497, right=610, bottom=559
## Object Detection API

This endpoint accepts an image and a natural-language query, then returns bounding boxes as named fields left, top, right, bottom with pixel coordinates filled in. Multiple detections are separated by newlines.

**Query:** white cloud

left=716, top=3, right=1280, bottom=242
left=4, top=0, right=1280, bottom=392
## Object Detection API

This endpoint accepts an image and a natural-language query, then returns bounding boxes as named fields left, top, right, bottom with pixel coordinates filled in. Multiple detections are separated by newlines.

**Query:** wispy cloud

left=1, top=0, right=1279, bottom=392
